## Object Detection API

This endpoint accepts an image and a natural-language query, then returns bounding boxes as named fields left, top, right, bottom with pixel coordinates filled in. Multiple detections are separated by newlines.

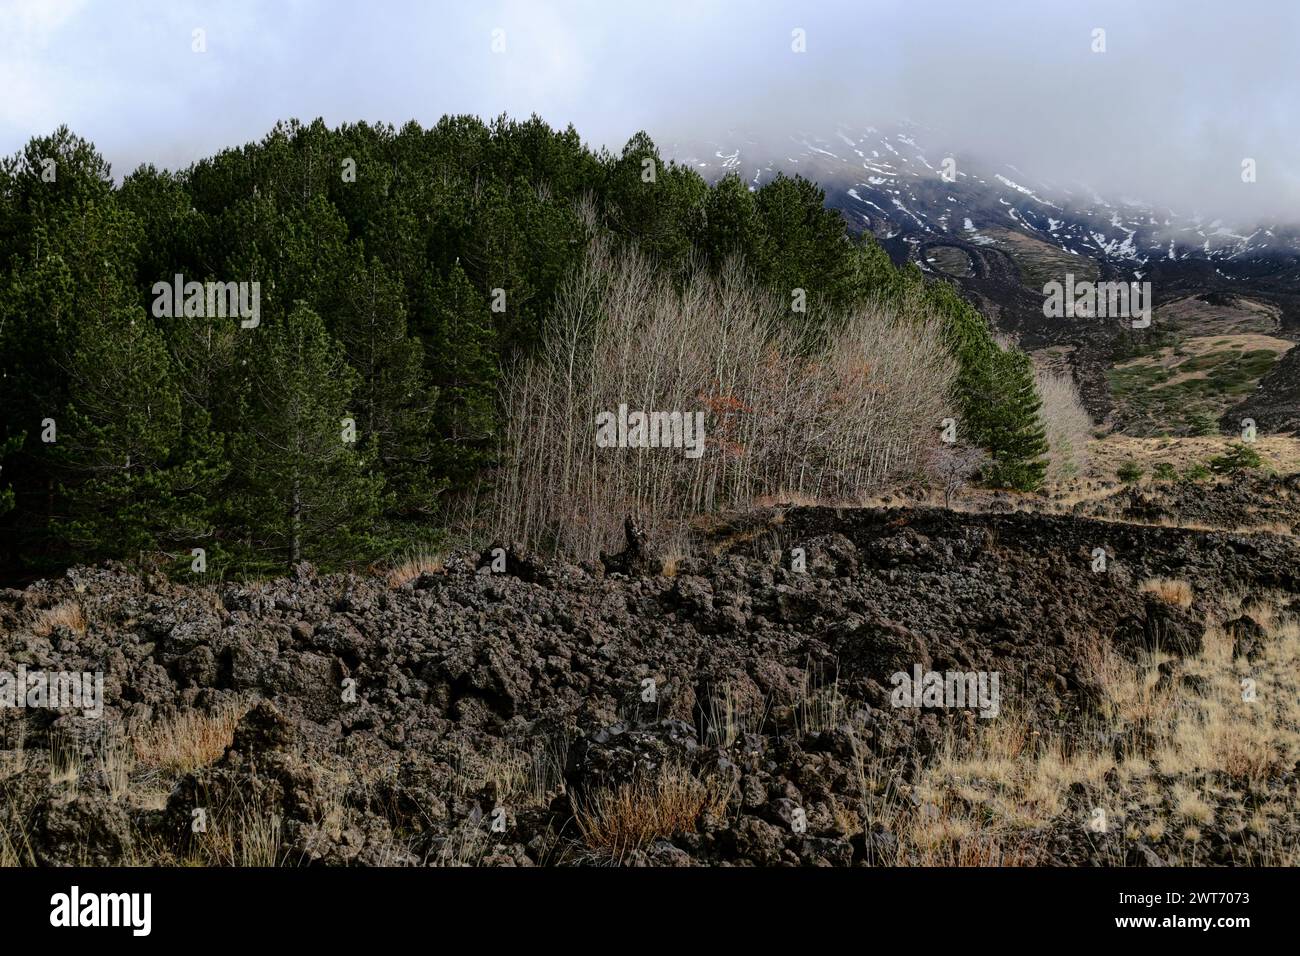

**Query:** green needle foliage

left=229, top=304, right=388, bottom=570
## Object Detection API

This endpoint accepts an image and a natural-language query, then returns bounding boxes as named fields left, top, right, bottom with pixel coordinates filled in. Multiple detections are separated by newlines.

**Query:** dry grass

left=385, top=545, right=444, bottom=588
left=451, top=733, right=568, bottom=809
left=0, top=789, right=37, bottom=866
left=845, top=731, right=910, bottom=858
left=1086, top=434, right=1300, bottom=479
left=1080, top=640, right=1177, bottom=730
left=1032, top=434, right=1300, bottom=509
left=0, top=716, right=25, bottom=778
left=97, top=729, right=133, bottom=800
left=41, top=724, right=133, bottom=801
left=575, top=761, right=733, bottom=863
left=187, top=800, right=286, bottom=867
left=1139, top=576, right=1194, bottom=609
left=32, top=601, right=87, bottom=637
left=132, top=702, right=249, bottom=778
left=793, top=667, right=846, bottom=738
left=848, top=590, right=1300, bottom=865
left=974, top=432, right=1300, bottom=537
left=47, top=728, right=81, bottom=790
left=700, top=681, right=767, bottom=749
left=837, top=590, right=1294, bottom=868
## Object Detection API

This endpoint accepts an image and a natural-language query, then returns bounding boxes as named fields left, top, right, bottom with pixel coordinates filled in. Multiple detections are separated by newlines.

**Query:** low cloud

left=2, top=0, right=1294, bottom=224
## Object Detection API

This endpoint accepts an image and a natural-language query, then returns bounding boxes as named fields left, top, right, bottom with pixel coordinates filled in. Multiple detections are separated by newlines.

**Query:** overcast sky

left=2, top=0, right=1296, bottom=222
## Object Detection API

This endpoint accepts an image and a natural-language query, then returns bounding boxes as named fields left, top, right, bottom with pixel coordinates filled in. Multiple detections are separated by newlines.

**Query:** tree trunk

left=290, top=477, right=302, bottom=567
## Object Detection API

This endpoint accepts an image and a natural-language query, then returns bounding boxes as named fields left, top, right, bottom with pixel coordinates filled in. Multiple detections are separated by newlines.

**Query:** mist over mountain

left=4, top=0, right=1298, bottom=227
left=648, top=2, right=1300, bottom=228
left=670, top=122, right=1300, bottom=267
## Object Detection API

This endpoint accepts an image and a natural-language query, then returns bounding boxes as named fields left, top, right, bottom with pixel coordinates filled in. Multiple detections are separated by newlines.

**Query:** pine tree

left=50, top=307, right=224, bottom=560
left=752, top=173, right=859, bottom=324
left=944, top=321, right=1048, bottom=491
left=603, top=132, right=705, bottom=272
left=329, top=254, right=442, bottom=517
left=229, top=303, right=388, bottom=570
left=891, top=265, right=1050, bottom=491
left=0, top=128, right=147, bottom=567
left=420, top=263, right=499, bottom=492
left=699, top=173, right=762, bottom=266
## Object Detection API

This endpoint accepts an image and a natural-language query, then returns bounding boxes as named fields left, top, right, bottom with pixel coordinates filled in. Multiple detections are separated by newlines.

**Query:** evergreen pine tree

left=329, top=254, right=442, bottom=517
left=51, top=307, right=224, bottom=560
left=421, top=263, right=499, bottom=492
left=229, top=303, right=388, bottom=569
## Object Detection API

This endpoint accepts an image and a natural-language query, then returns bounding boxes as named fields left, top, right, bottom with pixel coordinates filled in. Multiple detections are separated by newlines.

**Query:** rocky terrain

left=1065, top=473, right=1300, bottom=534
left=2, top=483, right=1299, bottom=867
left=1230, top=345, right=1300, bottom=435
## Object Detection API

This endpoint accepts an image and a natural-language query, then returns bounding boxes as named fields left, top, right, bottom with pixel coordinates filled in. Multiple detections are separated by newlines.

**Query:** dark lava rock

left=1, top=504, right=1297, bottom=866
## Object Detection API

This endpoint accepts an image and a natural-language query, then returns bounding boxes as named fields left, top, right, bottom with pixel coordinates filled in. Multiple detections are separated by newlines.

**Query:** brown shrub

left=495, top=233, right=956, bottom=560
left=1035, top=369, right=1092, bottom=481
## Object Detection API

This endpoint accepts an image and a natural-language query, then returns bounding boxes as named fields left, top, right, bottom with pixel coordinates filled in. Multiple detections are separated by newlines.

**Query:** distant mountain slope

left=671, top=124, right=1300, bottom=436
left=675, top=123, right=1300, bottom=276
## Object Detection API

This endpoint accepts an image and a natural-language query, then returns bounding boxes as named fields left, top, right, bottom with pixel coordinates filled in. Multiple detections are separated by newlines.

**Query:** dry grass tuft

left=32, top=602, right=86, bottom=637
left=451, top=733, right=568, bottom=810
left=1139, top=576, right=1194, bottom=608
left=0, top=791, right=37, bottom=866
left=188, top=800, right=286, bottom=867
left=794, top=667, right=846, bottom=737
left=576, top=762, right=733, bottom=863
left=132, top=702, right=249, bottom=777
left=0, top=716, right=26, bottom=779
left=701, top=682, right=767, bottom=748
left=385, top=545, right=444, bottom=588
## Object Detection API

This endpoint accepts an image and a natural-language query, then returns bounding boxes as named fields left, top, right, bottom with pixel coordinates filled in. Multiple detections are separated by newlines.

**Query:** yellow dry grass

left=1139, top=576, right=1194, bottom=608
left=1083, top=434, right=1300, bottom=480
left=854, top=590, right=1300, bottom=865
left=32, top=602, right=87, bottom=637
left=132, top=702, right=249, bottom=777
left=575, top=762, right=733, bottom=863
left=384, top=545, right=444, bottom=588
